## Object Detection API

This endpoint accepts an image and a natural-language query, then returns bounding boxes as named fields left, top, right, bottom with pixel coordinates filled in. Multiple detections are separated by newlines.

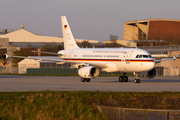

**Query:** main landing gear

left=81, top=77, right=91, bottom=82
left=119, top=73, right=128, bottom=82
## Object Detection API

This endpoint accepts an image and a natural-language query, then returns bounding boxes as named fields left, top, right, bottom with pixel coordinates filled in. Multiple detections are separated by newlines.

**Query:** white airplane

left=6, top=16, right=176, bottom=83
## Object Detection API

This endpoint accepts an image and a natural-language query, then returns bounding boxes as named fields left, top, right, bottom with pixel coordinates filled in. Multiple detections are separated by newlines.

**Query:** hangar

left=0, top=25, right=99, bottom=48
left=123, top=19, right=180, bottom=44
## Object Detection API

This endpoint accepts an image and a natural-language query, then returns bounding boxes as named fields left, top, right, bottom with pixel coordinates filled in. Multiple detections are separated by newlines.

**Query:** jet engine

left=139, top=68, right=156, bottom=79
left=77, top=66, right=99, bottom=78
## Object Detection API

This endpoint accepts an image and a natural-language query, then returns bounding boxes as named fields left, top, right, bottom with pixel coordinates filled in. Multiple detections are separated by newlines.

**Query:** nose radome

left=149, top=62, right=155, bottom=70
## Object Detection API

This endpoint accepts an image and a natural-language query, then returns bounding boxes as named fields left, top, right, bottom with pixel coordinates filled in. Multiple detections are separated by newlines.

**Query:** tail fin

left=61, top=16, right=79, bottom=50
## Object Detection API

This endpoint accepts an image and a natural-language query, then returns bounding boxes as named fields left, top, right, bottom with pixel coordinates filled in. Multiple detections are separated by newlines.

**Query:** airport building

left=18, top=57, right=72, bottom=74
left=123, top=19, right=180, bottom=44
left=101, top=19, right=180, bottom=47
left=0, top=38, right=20, bottom=67
left=0, top=25, right=99, bottom=49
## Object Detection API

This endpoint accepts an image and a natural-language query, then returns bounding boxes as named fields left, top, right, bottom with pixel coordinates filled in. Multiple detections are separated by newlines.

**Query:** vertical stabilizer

left=61, top=16, right=79, bottom=50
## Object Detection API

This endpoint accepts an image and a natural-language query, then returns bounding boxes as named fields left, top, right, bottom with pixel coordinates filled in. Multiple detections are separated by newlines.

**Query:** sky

left=0, top=0, right=180, bottom=42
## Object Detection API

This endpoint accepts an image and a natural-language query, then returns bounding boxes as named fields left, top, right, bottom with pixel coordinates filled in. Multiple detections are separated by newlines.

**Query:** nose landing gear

left=134, top=73, right=140, bottom=83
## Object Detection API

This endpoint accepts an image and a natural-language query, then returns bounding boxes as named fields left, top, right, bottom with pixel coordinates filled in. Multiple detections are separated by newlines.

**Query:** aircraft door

left=125, top=50, right=133, bottom=63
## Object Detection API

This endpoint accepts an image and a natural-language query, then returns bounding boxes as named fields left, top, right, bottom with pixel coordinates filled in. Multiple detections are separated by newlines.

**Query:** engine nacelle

left=139, top=68, right=156, bottom=79
left=77, top=66, right=99, bottom=78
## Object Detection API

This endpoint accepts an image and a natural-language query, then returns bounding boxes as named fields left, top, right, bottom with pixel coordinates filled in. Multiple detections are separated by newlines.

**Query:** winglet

left=173, top=56, right=176, bottom=61
left=5, top=53, right=13, bottom=59
left=5, top=53, right=8, bottom=59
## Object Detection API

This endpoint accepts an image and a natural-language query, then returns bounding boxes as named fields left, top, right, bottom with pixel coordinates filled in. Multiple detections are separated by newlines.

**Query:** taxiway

left=0, top=75, right=180, bottom=92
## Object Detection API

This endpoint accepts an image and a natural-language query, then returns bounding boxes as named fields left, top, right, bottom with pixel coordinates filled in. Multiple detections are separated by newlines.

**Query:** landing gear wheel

left=86, top=78, right=91, bottom=82
left=134, top=79, right=140, bottom=83
left=137, top=79, right=140, bottom=83
left=119, top=76, right=124, bottom=82
left=81, top=77, right=86, bottom=82
left=124, top=76, right=128, bottom=82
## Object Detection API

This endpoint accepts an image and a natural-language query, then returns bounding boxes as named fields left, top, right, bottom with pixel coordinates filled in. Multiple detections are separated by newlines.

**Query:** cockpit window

left=136, top=54, right=152, bottom=58
left=136, top=55, right=139, bottom=58
left=143, top=55, right=148, bottom=58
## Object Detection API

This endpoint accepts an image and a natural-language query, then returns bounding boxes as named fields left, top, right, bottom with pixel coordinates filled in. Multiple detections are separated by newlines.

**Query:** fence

left=27, top=68, right=78, bottom=75
left=0, top=66, right=179, bottom=76
left=26, top=68, right=124, bottom=75
left=98, top=106, right=180, bottom=120
left=0, top=66, right=18, bottom=74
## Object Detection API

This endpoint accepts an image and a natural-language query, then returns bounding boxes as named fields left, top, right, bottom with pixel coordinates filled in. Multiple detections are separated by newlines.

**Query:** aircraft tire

left=119, top=76, right=124, bottom=82
left=124, top=76, right=128, bottom=82
left=81, top=77, right=86, bottom=82
left=134, top=79, right=140, bottom=83
left=137, top=79, right=140, bottom=83
left=86, top=78, right=91, bottom=82
left=134, top=79, right=137, bottom=83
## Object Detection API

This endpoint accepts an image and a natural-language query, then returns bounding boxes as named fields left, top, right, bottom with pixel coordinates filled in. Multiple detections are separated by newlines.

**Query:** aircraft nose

left=149, top=61, right=155, bottom=70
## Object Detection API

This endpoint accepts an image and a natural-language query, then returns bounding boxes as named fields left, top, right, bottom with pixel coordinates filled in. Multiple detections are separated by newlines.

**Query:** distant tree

left=58, top=43, right=64, bottom=50
left=110, top=34, right=118, bottom=43
left=12, top=49, right=32, bottom=65
left=41, top=43, right=64, bottom=56
left=104, top=34, right=124, bottom=47
left=77, top=40, right=93, bottom=48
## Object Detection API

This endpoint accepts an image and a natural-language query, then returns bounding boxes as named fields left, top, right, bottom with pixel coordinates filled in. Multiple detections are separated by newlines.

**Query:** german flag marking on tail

left=64, top=25, right=67, bottom=29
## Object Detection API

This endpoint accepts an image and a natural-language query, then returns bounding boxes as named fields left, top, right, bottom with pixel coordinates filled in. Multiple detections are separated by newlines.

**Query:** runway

left=0, top=75, right=180, bottom=92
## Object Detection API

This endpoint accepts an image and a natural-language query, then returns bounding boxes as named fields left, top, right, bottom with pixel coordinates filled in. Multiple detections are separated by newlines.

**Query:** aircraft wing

left=154, top=56, right=176, bottom=63
left=6, top=54, right=65, bottom=62
left=31, top=51, right=62, bottom=56
left=5, top=54, right=108, bottom=69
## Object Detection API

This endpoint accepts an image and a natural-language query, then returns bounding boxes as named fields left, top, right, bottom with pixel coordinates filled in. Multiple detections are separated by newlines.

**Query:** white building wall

left=18, top=59, right=40, bottom=74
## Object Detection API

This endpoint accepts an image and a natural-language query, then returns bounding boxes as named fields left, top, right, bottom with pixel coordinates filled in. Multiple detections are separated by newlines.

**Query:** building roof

left=0, top=28, right=99, bottom=43
left=125, top=18, right=180, bottom=24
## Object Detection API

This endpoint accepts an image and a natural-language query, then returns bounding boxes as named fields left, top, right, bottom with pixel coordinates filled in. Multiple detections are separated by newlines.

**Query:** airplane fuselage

left=58, top=48, right=155, bottom=73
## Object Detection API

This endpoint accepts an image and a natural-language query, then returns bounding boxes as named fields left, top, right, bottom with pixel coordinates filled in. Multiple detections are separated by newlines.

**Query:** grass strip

left=0, top=91, right=180, bottom=119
